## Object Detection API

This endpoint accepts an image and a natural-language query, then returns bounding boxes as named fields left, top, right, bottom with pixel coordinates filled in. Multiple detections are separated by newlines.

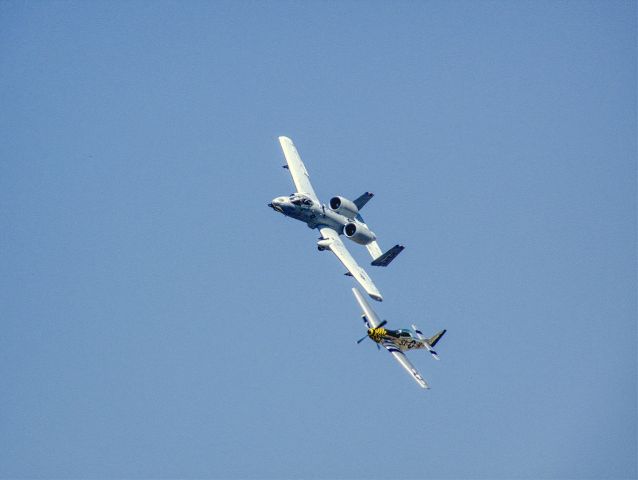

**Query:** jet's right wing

left=381, top=340, right=430, bottom=389
left=278, top=136, right=320, bottom=203
left=319, top=227, right=383, bottom=302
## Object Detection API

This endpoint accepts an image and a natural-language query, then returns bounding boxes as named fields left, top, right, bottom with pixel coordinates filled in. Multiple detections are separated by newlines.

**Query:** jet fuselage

left=268, top=193, right=349, bottom=232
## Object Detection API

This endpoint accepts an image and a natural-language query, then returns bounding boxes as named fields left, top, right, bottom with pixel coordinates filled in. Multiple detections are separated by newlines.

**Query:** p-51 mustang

left=268, top=136, right=404, bottom=301
left=352, top=288, right=446, bottom=389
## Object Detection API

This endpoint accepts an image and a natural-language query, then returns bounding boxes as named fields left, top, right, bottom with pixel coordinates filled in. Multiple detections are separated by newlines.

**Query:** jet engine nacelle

left=329, top=196, right=359, bottom=218
left=344, top=221, right=376, bottom=245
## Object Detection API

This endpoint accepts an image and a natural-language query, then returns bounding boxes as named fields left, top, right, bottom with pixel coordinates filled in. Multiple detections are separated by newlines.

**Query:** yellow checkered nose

left=368, top=327, right=386, bottom=343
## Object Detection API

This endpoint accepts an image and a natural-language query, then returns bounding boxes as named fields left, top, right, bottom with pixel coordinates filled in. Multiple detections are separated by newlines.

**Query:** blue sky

left=1, top=1, right=635, bottom=478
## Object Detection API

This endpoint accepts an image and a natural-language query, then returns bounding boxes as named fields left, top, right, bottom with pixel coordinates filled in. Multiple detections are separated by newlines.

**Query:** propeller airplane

left=352, top=287, right=446, bottom=389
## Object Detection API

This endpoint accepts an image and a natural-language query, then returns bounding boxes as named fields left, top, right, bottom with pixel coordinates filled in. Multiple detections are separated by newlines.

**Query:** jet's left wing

left=319, top=227, right=383, bottom=301
left=278, top=136, right=320, bottom=203
left=382, top=340, right=430, bottom=389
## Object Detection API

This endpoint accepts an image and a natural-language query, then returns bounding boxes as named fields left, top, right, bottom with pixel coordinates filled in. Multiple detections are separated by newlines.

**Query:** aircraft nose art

left=268, top=200, right=284, bottom=213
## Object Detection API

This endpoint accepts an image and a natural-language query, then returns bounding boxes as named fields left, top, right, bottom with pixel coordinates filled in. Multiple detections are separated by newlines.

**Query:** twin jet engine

left=329, top=196, right=376, bottom=246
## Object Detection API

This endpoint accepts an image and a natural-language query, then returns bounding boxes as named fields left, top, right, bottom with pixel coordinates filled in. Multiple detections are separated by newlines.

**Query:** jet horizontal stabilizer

left=371, top=244, right=405, bottom=267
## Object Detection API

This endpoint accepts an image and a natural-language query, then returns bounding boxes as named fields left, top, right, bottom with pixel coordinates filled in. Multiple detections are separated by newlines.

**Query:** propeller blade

left=358, top=321, right=387, bottom=346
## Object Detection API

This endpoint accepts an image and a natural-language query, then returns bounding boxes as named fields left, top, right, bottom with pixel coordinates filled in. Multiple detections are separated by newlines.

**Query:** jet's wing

left=319, top=227, right=383, bottom=301
left=278, top=136, right=320, bottom=203
left=382, top=340, right=430, bottom=389
left=351, top=287, right=383, bottom=328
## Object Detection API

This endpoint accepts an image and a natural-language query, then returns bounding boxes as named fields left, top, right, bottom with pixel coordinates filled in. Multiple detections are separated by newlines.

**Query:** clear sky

left=1, top=1, right=636, bottom=478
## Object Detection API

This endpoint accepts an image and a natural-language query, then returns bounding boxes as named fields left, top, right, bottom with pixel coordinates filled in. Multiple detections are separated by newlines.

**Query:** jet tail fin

left=371, top=244, right=405, bottom=267
left=354, top=192, right=374, bottom=210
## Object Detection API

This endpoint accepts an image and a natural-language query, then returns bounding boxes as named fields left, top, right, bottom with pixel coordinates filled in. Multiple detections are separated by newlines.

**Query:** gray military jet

left=268, top=136, right=404, bottom=301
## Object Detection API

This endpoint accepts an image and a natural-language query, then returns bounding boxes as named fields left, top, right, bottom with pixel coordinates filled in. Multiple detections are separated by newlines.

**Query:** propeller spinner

left=356, top=320, right=388, bottom=345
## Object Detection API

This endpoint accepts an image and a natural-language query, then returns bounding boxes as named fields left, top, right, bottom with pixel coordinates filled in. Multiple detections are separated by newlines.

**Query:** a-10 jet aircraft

left=268, top=136, right=404, bottom=301
left=352, top=288, right=446, bottom=389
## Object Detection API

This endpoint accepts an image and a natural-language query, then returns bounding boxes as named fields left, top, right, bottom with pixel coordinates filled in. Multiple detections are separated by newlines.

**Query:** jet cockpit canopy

left=289, top=193, right=314, bottom=206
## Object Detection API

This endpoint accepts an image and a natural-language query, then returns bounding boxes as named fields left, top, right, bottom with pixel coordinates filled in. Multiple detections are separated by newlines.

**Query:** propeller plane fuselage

left=365, top=326, right=433, bottom=352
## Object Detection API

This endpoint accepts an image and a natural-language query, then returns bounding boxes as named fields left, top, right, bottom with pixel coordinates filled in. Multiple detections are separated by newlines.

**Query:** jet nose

left=268, top=199, right=284, bottom=213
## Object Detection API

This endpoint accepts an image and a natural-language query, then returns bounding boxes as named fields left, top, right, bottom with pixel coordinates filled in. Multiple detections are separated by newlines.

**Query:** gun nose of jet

left=268, top=199, right=284, bottom=213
